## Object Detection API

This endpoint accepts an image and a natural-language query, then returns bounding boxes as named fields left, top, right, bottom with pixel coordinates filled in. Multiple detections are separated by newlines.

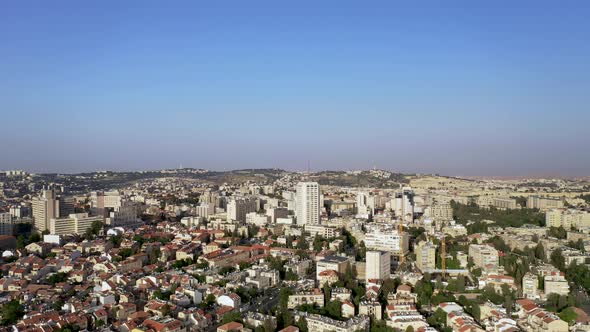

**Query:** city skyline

left=1, top=1, right=589, bottom=176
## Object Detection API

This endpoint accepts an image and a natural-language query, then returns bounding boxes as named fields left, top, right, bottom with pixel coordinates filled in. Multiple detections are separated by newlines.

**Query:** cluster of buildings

left=0, top=169, right=588, bottom=332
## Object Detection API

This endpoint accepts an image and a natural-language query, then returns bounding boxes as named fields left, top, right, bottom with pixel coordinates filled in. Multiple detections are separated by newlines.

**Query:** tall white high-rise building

left=366, top=250, right=390, bottom=281
left=393, top=187, right=414, bottom=222
left=227, top=197, right=257, bottom=222
left=296, top=182, right=320, bottom=225
left=32, top=189, right=60, bottom=232
left=356, top=192, right=375, bottom=219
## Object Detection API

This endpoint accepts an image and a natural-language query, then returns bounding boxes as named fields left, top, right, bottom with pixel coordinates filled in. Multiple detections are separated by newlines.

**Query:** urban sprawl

left=0, top=168, right=589, bottom=332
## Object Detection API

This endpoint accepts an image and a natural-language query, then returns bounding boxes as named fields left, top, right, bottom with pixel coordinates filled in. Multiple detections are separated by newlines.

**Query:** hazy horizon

left=3, top=165, right=588, bottom=180
left=2, top=1, right=589, bottom=177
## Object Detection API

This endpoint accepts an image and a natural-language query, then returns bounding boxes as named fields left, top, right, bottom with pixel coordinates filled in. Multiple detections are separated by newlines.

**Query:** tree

left=277, top=309, right=294, bottom=329
left=90, top=220, right=104, bottom=236
left=322, top=300, right=342, bottom=320
left=161, top=304, right=171, bottom=317
left=219, top=266, right=236, bottom=275
left=296, top=317, right=308, bottom=332
left=471, top=304, right=481, bottom=322
left=278, top=288, right=293, bottom=310
left=534, top=243, right=546, bottom=261
left=29, top=232, right=41, bottom=243
left=558, top=307, right=578, bottom=325
left=109, top=234, right=123, bottom=246
left=221, top=311, right=243, bottom=324
left=199, top=294, right=216, bottom=309
left=415, top=277, right=434, bottom=306
left=504, top=294, right=514, bottom=316
left=16, top=235, right=26, bottom=248
left=47, top=272, right=68, bottom=285
left=565, top=261, right=590, bottom=292
left=54, top=324, right=80, bottom=332
left=313, top=235, right=326, bottom=252
left=1, top=300, right=24, bottom=326
left=379, top=278, right=401, bottom=306
left=323, top=283, right=332, bottom=304
left=262, top=318, right=275, bottom=332
left=548, top=226, right=567, bottom=239
left=550, top=248, right=565, bottom=271
left=406, top=326, right=415, bottom=332
left=297, top=236, right=309, bottom=250
left=434, top=307, right=447, bottom=326
left=370, top=319, right=396, bottom=332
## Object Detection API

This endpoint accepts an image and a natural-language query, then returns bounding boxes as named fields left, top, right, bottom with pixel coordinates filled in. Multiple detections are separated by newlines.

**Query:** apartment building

left=544, top=273, right=569, bottom=296
left=50, top=213, right=104, bottom=236
left=468, top=244, right=499, bottom=269
left=227, top=197, right=257, bottom=222
left=302, top=313, right=370, bottom=332
left=287, top=289, right=324, bottom=309
left=527, top=196, right=563, bottom=211
left=316, top=255, right=351, bottom=280
left=365, top=251, right=390, bottom=281
left=32, top=189, right=60, bottom=232
left=359, top=300, right=382, bottom=320
left=424, top=202, right=453, bottom=221
left=546, top=208, right=590, bottom=230
left=356, top=192, right=375, bottom=218
left=296, top=182, right=320, bottom=225
left=477, top=196, right=517, bottom=210
left=0, top=212, right=14, bottom=236
left=304, top=224, right=338, bottom=239
left=522, top=272, right=539, bottom=300
left=364, top=223, right=409, bottom=256
left=415, top=241, right=437, bottom=272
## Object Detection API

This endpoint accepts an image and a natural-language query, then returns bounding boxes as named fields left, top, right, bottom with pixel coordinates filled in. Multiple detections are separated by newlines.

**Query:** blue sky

left=1, top=1, right=589, bottom=176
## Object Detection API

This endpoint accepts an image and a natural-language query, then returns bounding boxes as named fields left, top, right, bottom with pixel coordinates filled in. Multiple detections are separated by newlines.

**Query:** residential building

left=304, top=224, right=338, bottom=239
left=296, top=182, right=320, bottom=225
left=316, top=255, right=351, bottom=281
left=477, top=196, right=517, bottom=210
left=288, top=289, right=324, bottom=309
left=50, top=213, right=104, bottom=236
left=32, top=189, right=60, bottom=232
left=359, top=300, right=382, bottom=320
left=522, top=273, right=539, bottom=300
left=303, top=313, right=370, bottom=332
left=365, top=250, right=390, bottom=281
left=227, top=197, right=257, bottom=222
left=516, top=299, right=568, bottom=332
left=469, top=244, right=499, bottom=269
left=546, top=208, right=590, bottom=230
left=364, top=223, right=409, bottom=256
left=415, top=241, right=437, bottom=272
left=544, top=273, right=569, bottom=297
left=424, top=201, right=453, bottom=221
left=356, top=192, right=375, bottom=219
left=0, top=212, right=14, bottom=236
left=527, top=196, right=563, bottom=211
